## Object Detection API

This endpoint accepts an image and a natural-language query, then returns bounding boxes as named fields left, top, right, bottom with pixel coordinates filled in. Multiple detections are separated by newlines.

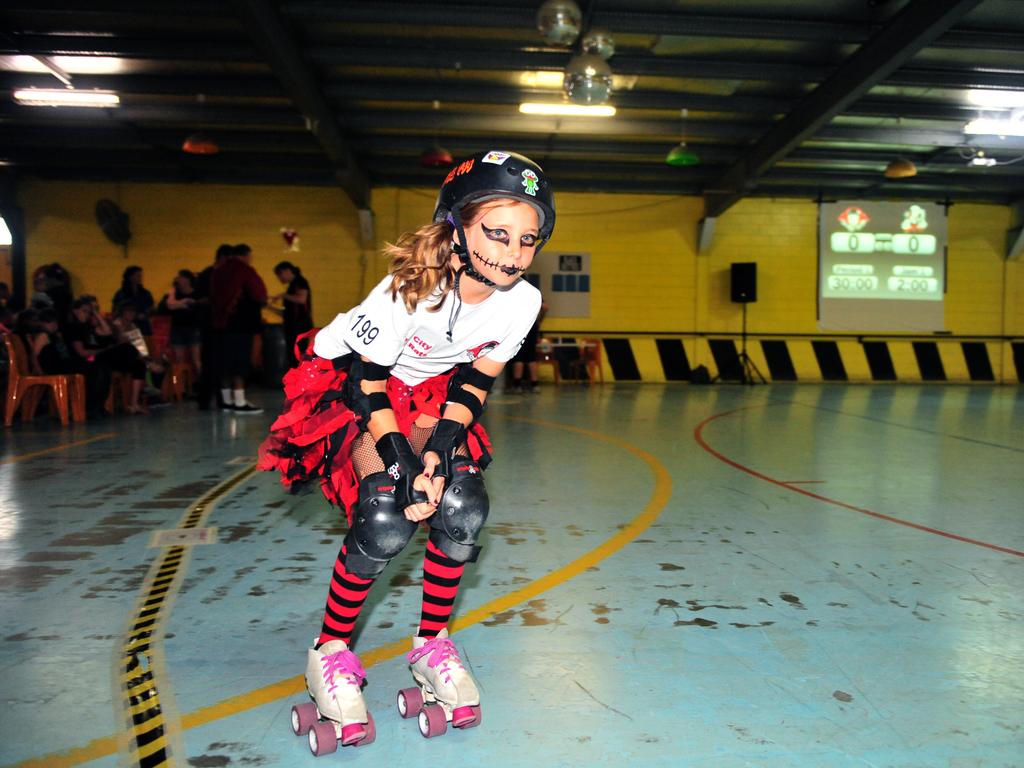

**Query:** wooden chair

left=568, top=338, right=604, bottom=385
left=536, top=339, right=560, bottom=385
left=2, top=333, right=85, bottom=426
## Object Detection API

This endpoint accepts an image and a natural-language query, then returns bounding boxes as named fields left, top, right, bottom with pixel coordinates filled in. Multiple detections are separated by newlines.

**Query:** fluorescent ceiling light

left=967, top=89, right=1024, bottom=109
left=0, top=217, right=12, bottom=246
left=13, top=88, right=120, bottom=107
left=2, top=54, right=125, bottom=75
left=964, top=116, right=1024, bottom=137
left=519, top=102, right=615, bottom=116
left=519, top=71, right=566, bottom=89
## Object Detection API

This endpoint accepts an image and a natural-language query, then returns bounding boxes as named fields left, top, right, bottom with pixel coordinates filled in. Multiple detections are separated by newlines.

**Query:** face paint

left=471, top=250, right=527, bottom=276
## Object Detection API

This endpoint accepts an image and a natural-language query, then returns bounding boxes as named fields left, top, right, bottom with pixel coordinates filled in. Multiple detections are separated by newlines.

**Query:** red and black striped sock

left=418, top=539, right=466, bottom=638
left=317, top=546, right=375, bottom=647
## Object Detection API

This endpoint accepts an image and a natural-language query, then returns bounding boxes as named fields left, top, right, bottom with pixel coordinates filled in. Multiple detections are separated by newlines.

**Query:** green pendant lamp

left=665, top=108, right=699, bottom=167
left=666, top=143, right=700, bottom=166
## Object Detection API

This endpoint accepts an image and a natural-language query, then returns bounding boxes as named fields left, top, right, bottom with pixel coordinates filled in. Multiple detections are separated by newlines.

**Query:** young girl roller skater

left=259, top=150, right=555, bottom=754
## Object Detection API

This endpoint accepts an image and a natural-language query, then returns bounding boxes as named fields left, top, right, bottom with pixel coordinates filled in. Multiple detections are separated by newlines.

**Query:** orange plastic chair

left=536, top=338, right=560, bottom=386
left=568, top=338, right=604, bottom=385
left=162, top=361, right=194, bottom=402
left=105, top=371, right=136, bottom=413
left=2, top=333, right=85, bottom=426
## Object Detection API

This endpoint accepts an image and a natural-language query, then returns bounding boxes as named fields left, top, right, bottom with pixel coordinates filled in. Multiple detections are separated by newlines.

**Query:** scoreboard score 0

left=820, top=202, right=945, bottom=302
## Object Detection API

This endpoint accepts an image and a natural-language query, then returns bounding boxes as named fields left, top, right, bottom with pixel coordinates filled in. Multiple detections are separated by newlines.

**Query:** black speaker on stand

left=730, top=262, right=765, bottom=385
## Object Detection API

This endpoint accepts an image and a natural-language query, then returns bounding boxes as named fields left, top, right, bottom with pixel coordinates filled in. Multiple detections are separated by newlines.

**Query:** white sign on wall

left=525, top=251, right=590, bottom=317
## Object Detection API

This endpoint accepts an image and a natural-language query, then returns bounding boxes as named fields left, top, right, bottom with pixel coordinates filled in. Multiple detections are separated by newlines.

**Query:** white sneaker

left=232, top=402, right=263, bottom=414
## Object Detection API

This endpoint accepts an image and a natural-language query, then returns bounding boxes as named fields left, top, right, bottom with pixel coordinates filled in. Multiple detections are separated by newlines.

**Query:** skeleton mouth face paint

left=472, top=251, right=526, bottom=276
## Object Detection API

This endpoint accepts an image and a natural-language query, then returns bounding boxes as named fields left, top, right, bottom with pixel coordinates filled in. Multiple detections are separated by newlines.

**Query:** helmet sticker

left=482, top=151, right=511, bottom=165
left=443, top=158, right=475, bottom=185
left=521, top=169, right=539, bottom=196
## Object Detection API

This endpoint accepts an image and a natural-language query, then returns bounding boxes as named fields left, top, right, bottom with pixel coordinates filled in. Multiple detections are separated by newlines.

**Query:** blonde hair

left=385, top=199, right=507, bottom=313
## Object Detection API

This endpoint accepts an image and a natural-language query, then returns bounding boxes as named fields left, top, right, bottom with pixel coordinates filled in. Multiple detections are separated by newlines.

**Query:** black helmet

left=433, top=150, right=556, bottom=249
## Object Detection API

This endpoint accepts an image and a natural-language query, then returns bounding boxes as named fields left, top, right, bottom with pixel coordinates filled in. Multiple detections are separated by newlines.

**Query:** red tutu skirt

left=257, top=331, right=493, bottom=523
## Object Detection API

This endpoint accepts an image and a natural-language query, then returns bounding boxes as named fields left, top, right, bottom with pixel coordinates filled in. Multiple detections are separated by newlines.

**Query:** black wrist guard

left=422, top=419, right=468, bottom=482
left=375, top=432, right=429, bottom=510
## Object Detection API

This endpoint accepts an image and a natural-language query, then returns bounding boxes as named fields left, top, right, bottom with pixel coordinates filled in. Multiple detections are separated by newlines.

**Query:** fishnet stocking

left=349, top=423, right=470, bottom=481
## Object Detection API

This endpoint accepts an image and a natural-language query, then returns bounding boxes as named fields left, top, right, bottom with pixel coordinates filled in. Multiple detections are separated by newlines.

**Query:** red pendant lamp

left=182, top=132, right=219, bottom=155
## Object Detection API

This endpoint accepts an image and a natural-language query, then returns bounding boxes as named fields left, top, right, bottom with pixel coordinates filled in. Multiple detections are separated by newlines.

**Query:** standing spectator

left=270, top=260, right=313, bottom=365
left=210, top=243, right=267, bottom=413
left=112, top=266, right=155, bottom=336
left=193, top=244, right=233, bottom=410
left=509, top=298, right=548, bottom=393
left=161, top=270, right=202, bottom=375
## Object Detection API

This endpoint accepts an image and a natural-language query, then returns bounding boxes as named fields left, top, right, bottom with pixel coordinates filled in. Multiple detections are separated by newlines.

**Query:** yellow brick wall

left=16, top=180, right=1020, bottom=381
left=19, top=180, right=364, bottom=327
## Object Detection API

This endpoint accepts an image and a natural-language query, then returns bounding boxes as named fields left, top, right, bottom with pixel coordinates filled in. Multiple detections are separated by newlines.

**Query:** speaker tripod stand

left=738, top=302, right=765, bottom=385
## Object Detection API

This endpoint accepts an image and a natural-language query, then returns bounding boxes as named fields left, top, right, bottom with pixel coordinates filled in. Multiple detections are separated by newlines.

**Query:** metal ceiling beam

left=321, top=79, right=988, bottom=123
left=7, top=101, right=1024, bottom=153
left=231, top=0, right=368, bottom=207
left=8, top=33, right=1024, bottom=92
left=702, top=0, right=986, bottom=219
left=282, top=2, right=1024, bottom=52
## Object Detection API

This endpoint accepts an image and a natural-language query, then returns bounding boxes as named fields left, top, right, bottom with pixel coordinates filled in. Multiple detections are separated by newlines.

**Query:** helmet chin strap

left=450, top=206, right=496, bottom=287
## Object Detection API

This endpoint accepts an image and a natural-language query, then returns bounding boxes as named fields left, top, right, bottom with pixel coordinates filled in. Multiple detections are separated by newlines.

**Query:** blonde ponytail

left=384, top=221, right=456, bottom=313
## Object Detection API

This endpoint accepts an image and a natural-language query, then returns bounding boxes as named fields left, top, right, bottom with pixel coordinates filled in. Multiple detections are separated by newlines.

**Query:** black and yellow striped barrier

left=541, top=334, right=1024, bottom=384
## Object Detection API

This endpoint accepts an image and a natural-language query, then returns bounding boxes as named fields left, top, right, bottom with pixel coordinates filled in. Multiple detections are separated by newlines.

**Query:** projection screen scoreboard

left=818, top=201, right=946, bottom=332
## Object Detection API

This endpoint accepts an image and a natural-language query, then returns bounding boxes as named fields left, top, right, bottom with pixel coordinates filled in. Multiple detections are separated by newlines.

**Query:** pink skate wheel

left=308, top=720, right=338, bottom=756
left=291, top=702, right=318, bottom=735
left=453, top=704, right=482, bottom=729
left=418, top=703, right=447, bottom=738
left=355, top=712, right=376, bottom=747
left=397, top=687, right=424, bottom=719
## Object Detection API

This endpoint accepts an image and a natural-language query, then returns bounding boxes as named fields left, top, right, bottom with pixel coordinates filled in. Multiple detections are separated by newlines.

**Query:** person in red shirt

left=209, top=243, right=267, bottom=413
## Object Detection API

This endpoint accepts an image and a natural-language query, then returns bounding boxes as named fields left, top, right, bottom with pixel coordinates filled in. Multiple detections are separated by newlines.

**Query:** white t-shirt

left=314, top=275, right=542, bottom=386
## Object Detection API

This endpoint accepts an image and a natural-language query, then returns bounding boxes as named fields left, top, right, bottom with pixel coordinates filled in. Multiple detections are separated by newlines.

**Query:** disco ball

left=536, top=0, right=582, bottom=46
left=563, top=53, right=613, bottom=105
left=581, top=28, right=615, bottom=60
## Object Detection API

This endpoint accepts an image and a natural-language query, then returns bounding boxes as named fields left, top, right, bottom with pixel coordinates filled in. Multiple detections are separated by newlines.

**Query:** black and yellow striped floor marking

left=117, top=465, right=256, bottom=768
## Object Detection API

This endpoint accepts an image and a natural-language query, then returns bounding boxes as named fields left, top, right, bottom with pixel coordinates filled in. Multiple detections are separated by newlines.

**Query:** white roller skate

left=290, top=640, right=375, bottom=756
left=396, top=629, right=482, bottom=738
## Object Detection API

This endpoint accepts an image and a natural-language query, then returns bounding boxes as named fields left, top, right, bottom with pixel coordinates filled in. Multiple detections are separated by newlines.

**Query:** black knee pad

left=343, top=472, right=419, bottom=578
left=428, top=459, right=489, bottom=563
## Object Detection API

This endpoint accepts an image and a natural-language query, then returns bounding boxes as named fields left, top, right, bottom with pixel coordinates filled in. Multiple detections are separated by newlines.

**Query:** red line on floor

left=694, top=405, right=1024, bottom=558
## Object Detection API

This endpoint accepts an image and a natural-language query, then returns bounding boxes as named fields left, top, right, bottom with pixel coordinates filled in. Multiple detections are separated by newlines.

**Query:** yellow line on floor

left=0, top=432, right=116, bottom=466
left=5, top=416, right=672, bottom=768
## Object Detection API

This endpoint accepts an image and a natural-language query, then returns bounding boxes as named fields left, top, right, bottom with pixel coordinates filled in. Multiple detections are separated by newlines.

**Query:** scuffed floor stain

left=686, top=600, right=746, bottom=612
left=591, top=602, right=621, bottom=624
left=730, top=621, right=775, bottom=629
left=187, top=757, right=230, bottom=767
left=779, top=592, right=806, bottom=609
left=22, top=551, right=94, bottom=562
left=0, top=565, right=72, bottom=591
left=482, top=599, right=554, bottom=627
left=674, top=618, right=717, bottom=628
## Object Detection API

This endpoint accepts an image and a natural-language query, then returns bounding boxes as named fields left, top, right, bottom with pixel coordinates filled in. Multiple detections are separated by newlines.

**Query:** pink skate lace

left=407, top=636, right=464, bottom=684
left=321, top=649, right=366, bottom=695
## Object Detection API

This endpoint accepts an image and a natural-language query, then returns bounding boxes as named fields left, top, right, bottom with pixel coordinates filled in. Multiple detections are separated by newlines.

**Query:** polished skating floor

left=1, top=384, right=1022, bottom=768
